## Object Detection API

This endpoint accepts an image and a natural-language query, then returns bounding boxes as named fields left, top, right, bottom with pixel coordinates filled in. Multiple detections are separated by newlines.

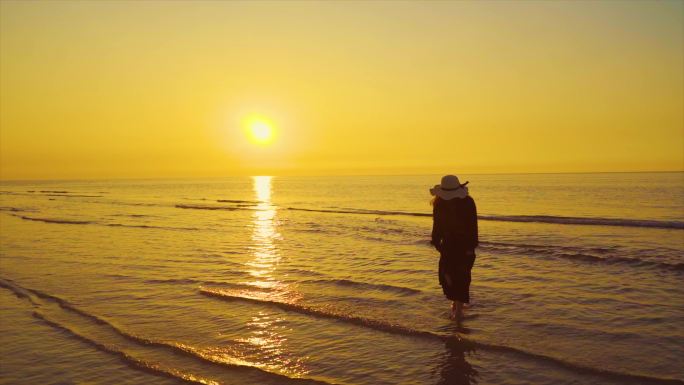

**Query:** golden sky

left=1, top=0, right=682, bottom=179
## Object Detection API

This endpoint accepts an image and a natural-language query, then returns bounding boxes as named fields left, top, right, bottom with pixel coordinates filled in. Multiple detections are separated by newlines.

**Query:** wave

left=200, top=287, right=684, bottom=385
left=14, top=214, right=92, bottom=225
left=0, top=206, right=36, bottom=212
left=286, top=207, right=430, bottom=217
left=482, top=240, right=617, bottom=254
left=200, top=287, right=443, bottom=342
left=105, top=223, right=199, bottom=231
left=3, top=276, right=680, bottom=384
left=33, top=311, right=332, bottom=385
left=32, top=190, right=70, bottom=193
left=110, top=201, right=165, bottom=207
left=285, top=207, right=684, bottom=230
left=32, top=312, right=219, bottom=385
left=145, top=278, right=254, bottom=288
left=283, top=212, right=682, bottom=273
left=551, top=252, right=684, bottom=272
left=300, top=278, right=422, bottom=296
left=29, top=189, right=103, bottom=197
left=480, top=241, right=684, bottom=273
left=11, top=214, right=198, bottom=231
left=479, top=214, right=684, bottom=230
left=0, top=277, right=335, bottom=385
left=282, top=268, right=327, bottom=278
left=176, top=204, right=240, bottom=211
left=109, top=213, right=159, bottom=218
left=172, top=199, right=683, bottom=230
left=0, top=278, right=40, bottom=305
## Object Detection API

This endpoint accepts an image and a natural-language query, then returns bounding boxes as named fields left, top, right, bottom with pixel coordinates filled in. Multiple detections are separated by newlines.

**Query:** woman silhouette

left=430, top=175, right=479, bottom=320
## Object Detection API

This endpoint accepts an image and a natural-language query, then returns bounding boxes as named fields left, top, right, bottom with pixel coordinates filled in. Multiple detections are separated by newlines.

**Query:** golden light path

left=247, top=176, right=282, bottom=290
left=238, top=176, right=305, bottom=376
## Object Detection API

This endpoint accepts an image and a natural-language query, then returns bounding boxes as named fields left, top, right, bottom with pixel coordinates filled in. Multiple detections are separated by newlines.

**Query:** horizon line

left=1, top=169, right=682, bottom=183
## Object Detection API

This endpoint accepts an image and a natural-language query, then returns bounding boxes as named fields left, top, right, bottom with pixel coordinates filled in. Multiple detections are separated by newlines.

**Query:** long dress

left=431, top=196, right=479, bottom=303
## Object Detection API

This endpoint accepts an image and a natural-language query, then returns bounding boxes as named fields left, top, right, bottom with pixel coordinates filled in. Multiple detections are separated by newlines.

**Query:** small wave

left=551, top=252, right=684, bottom=272
left=2, top=278, right=334, bottom=385
left=0, top=277, right=106, bottom=324
left=105, top=273, right=138, bottom=281
left=176, top=204, right=240, bottom=211
left=199, top=287, right=444, bottom=342
left=287, top=207, right=430, bottom=217
left=12, top=214, right=198, bottom=231
left=0, top=278, right=39, bottom=305
left=34, top=310, right=332, bottom=385
left=482, top=241, right=616, bottom=254
left=106, top=223, right=199, bottom=231
left=0, top=206, right=35, bottom=212
left=109, top=213, right=159, bottom=218
left=23, top=190, right=102, bottom=197
left=282, top=268, right=327, bottom=278
left=114, top=201, right=165, bottom=207
left=301, top=278, right=421, bottom=296
left=201, top=287, right=684, bottom=385
left=145, top=278, right=209, bottom=285
left=217, top=199, right=260, bottom=204
left=479, top=215, right=684, bottom=230
left=31, top=311, right=220, bottom=385
left=286, top=206, right=683, bottom=230
left=144, top=278, right=253, bottom=288
left=480, top=241, right=684, bottom=273
left=36, top=190, right=70, bottom=193
left=14, top=214, right=92, bottom=225
left=3, top=277, right=680, bottom=385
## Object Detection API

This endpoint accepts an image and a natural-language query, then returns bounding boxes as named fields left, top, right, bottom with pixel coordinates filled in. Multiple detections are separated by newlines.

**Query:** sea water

left=0, top=172, right=682, bottom=385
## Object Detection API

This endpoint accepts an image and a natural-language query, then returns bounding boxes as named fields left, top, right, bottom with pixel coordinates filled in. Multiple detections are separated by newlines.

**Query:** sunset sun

left=244, top=117, right=275, bottom=145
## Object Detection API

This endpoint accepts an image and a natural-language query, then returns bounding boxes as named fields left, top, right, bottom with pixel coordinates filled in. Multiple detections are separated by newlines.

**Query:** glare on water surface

left=246, top=176, right=282, bottom=290
left=237, top=176, right=306, bottom=376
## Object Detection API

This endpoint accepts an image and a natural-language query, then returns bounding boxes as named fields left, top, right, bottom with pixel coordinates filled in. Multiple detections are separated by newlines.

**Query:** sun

left=244, top=116, right=275, bottom=145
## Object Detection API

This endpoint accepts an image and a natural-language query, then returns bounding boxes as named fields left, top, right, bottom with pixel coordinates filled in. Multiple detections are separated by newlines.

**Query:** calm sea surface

left=1, top=173, right=683, bottom=385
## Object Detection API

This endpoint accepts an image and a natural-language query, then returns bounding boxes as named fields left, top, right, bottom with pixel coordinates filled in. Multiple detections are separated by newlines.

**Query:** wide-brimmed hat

left=430, top=175, right=469, bottom=200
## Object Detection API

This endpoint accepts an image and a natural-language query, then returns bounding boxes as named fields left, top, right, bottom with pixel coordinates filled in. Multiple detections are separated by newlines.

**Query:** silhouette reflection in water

left=437, top=339, right=478, bottom=385
left=436, top=322, right=478, bottom=385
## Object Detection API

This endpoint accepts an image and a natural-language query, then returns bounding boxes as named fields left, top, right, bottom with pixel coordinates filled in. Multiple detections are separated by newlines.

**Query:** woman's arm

left=431, top=204, right=443, bottom=251
left=466, top=197, right=479, bottom=249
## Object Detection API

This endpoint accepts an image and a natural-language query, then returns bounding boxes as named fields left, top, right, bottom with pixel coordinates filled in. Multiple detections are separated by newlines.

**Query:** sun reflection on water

left=235, top=176, right=306, bottom=376
left=245, top=176, right=284, bottom=291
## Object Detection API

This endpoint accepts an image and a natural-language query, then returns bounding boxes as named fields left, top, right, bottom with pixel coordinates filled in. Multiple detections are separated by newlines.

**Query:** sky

left=1, top=0, right=682, bottom=180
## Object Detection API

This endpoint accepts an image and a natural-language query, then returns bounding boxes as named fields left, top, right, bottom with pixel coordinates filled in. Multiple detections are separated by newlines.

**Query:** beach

left=1, top=172, right=683, bottom=385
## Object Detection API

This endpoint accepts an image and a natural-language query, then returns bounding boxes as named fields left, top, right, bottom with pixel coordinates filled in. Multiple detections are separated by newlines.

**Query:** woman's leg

left=450, top=300, right=463, bottom=319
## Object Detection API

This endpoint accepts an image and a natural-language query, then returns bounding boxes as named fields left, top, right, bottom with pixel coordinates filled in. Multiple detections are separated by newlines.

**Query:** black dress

left=431, top=196, right=479, bottom=303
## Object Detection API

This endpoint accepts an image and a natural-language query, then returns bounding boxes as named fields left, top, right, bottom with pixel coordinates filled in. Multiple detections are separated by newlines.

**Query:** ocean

left=0, top=172, right=682, bottom=385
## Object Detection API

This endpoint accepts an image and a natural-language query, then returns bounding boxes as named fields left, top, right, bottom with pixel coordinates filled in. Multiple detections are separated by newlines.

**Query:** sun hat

left=430, top=175, right=469, bottom=200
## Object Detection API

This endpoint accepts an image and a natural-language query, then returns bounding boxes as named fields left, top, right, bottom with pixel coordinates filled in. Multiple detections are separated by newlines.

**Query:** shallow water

left=1, top=172, right=682, bottom=385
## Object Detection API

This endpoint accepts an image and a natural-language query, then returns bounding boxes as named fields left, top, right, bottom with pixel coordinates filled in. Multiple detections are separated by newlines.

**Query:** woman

left=430, top=175, right=479, bottom=320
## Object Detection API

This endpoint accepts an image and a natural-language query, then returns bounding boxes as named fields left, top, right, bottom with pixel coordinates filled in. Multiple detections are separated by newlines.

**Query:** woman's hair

left=431, top=196, right=441, bottom=206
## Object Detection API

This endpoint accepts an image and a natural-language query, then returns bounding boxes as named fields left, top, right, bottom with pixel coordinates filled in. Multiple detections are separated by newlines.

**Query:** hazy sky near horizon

left=1, top=0, right=682, bottom=179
